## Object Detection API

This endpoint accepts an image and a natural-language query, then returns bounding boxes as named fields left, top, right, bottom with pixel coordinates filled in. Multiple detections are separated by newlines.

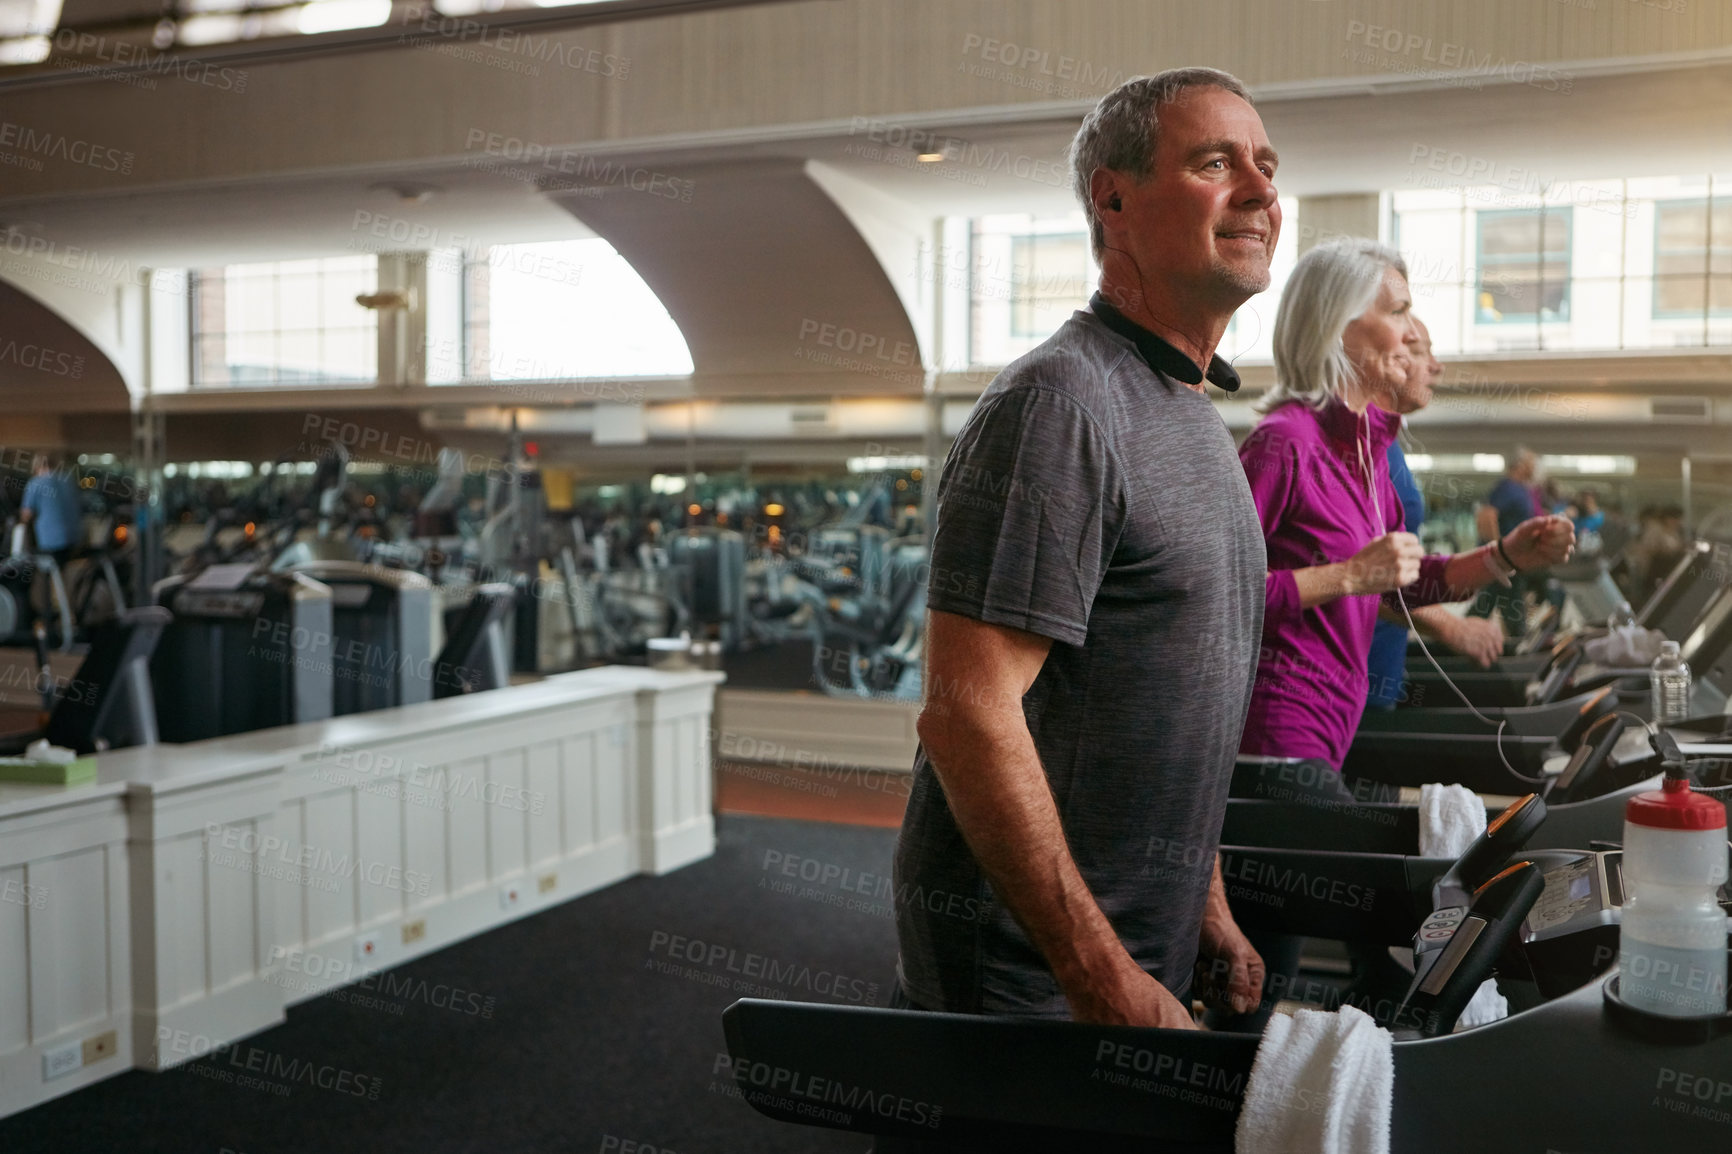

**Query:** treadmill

left=1241, top=594, right=1732, bottom=860
left=722, top=796, right=1732, bottom=1152
left=150, top=564, right=335, bottom=741
left=1400, top=540, right=1725, bottom=709
left=279, top=560, right=435, bottom=715
left=1341, top=571, right=1732, bottom=792
left=1358, top=583, right=1732, bottom=780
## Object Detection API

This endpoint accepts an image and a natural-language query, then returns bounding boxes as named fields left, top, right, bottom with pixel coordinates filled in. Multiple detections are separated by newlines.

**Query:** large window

left=192, top=256, right=378, bottom=387
left=1395, top=175, right=1732, bottom=353
left=444, top=238, right=692, bottom=382
left=1654, top=198, right=1732, bottom=317
left=1476, top=209, right=1572, bottom=324
left=970, top=214, right=1095, bottom=365
left=1007, top=232, right=1091, bottom=339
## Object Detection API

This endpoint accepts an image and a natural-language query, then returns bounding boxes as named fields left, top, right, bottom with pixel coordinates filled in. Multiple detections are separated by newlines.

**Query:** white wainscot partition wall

left=0, top=782, right=132, bottom=1118
left=0, top=667, right=720, bottom=1118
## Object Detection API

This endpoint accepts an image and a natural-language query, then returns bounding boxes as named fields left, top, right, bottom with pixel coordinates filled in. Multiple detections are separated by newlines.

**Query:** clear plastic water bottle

left=1650, top=641, right=1692, bottom=726
left=1607, top=601, right=1635, bottom=631
left=1618, top=777, right=1729, bottom=1018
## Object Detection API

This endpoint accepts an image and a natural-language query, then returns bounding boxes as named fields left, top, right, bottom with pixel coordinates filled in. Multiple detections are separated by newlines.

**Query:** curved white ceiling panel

left=545, top=158, right=925, bottom=394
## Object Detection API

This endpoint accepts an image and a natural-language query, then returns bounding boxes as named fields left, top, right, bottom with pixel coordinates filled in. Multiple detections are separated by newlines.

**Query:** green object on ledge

left=0, top=756, right=98, bottom=785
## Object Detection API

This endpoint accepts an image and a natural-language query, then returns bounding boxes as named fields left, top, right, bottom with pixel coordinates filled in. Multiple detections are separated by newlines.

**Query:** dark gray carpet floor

left=0, top=814, right=898, bottom=1154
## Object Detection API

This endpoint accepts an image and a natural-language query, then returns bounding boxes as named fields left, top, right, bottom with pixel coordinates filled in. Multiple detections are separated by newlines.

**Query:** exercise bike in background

left=746, top=525, right=926, bottom=700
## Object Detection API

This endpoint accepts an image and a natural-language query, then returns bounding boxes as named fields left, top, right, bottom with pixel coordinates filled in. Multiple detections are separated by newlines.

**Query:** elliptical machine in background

left=490, top=444, right=689, bottom=669
left=0, top=521, right=73, bottom=653
left=433, top=582, right=516, bottom=698
left=669, top=526, right=746, bottom=651
left=268, top=441, right=362, bottom=569
left=730, top=479, right=929, bottom=700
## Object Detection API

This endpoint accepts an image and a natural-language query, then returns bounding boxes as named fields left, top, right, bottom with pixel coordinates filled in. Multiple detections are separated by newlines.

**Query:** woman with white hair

left=1237, top=238, right=1574, bottom=771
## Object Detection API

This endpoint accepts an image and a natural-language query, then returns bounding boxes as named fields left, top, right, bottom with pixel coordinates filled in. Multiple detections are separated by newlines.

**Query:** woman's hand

left=1503, top=515, right=1576, bottom=571
left=1343, top=531, right=1422, bottom=595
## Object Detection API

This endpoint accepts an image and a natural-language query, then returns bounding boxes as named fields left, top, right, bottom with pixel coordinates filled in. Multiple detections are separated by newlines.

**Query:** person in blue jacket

left=1366, top=319, right=1504, bottom=710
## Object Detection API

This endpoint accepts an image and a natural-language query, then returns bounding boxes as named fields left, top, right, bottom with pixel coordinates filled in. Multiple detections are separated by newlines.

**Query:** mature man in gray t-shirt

left=893, top=68, right=1276, bottom=1027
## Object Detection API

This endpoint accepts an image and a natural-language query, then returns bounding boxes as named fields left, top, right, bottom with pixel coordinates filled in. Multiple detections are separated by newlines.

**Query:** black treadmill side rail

left=724, top=976, right=1732, bottom=1153
left=721, top=999, right=1259, bottom=1151
left=1217, top=846, right=1450, bottom=945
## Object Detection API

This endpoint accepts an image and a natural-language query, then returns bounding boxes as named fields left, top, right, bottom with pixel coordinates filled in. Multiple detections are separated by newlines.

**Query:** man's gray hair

left=1258, top=238, right=1410, bottom=413
left=1068, top=68, right=1253, bottom=260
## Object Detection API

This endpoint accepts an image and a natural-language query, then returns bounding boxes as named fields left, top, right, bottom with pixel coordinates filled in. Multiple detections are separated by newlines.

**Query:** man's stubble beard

left=1209, top=252, right=1272, bottom=298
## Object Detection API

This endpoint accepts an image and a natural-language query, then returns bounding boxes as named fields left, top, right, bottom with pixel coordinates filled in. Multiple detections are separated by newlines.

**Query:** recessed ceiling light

left=915, top=152, right=945, bottom=163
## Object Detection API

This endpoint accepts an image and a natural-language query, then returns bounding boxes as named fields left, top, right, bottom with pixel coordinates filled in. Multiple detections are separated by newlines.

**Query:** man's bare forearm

left=919, top=709, right=1171, bottom=1008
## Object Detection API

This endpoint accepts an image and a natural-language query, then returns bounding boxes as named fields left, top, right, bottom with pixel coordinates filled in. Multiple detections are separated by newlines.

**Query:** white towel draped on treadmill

left=1418, top=783, right=1483, bottom=860
left=1417, top=783, right=1508, bottom=1029
left=1235, top=1004, right=1393, bottom=1154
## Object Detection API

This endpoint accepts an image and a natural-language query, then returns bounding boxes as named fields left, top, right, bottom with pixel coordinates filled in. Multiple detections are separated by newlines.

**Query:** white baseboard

left=645, top=816, right=716, bottom=876
left=0, top=1014, right=132, bottom=1118
left=138, top=980, right=285, bottom=1071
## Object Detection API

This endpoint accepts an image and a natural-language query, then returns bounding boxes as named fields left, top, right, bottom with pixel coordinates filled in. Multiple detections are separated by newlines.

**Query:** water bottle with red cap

left=1617, top=746, right=1730, bottom=1018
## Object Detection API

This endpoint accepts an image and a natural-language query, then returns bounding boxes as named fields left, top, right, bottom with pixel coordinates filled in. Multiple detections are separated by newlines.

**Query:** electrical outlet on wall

left=402, top=919, right=426, bottom=945
left=354, top=935, right=381, bottom=964
left=538, top=873, right=557, bottom=894
left=82, top=1030, right=118, bottom=1065
left=42, top=1042, right=80, bottom=1081
left=499, top=884, right=520, bottom=910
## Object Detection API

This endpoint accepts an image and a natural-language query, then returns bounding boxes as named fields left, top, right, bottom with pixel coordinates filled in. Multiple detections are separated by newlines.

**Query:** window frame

left=187, top=256, right=380, bottom=388
left=1006, top=231, right=1092, bottom=340
left=1473, top=207, right=1573, bottom=326
left=1650, top=196, right=1732, bottom=321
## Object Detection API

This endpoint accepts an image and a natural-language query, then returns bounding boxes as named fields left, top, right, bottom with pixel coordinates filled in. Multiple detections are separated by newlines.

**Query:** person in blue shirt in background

left=1571, top=490, right=1605, bottom=532
left=1468, top=445, right=1547, bottom=636
left=1482, top=447, right=1542, bottom=538
left=1367, top=319, right=1504, bottom=710
left=21, top=453, right=84, bottom=567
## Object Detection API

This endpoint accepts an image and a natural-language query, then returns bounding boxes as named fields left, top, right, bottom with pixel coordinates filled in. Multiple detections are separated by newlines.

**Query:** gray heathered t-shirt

left=893, top=301, right=1266, bottom=1017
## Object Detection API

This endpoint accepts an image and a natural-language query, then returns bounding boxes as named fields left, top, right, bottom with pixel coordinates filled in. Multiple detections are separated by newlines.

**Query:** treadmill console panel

left=171, top=590, right=266, bottom=618
left=1523, top=850, right=1620, bottom=941
left=1416, top=849, right=1623, bottom=1001
left=1523, top=849, right=1625, bottom=999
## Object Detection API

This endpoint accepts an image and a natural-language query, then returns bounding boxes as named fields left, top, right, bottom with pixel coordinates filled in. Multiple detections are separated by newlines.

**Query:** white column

left=628, top=670, right=724, bottom=874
